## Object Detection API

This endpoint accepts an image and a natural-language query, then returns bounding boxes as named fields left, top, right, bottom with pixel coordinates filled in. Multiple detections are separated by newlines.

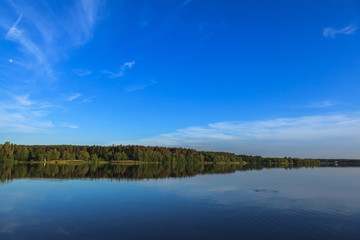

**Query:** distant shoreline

left=1, top=142, right=359, bottom=167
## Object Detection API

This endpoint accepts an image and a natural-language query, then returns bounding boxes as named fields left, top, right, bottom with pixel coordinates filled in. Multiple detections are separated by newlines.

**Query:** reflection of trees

left=0, top=161, right=322, bottom=183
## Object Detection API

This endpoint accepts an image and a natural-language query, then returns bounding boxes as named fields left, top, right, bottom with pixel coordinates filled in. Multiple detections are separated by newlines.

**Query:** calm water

left=1, top=165, right=360, bottom=240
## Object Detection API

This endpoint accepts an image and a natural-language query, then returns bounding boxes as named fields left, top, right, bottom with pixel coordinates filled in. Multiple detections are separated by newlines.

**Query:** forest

left=0, top=142, right=321, bottom=166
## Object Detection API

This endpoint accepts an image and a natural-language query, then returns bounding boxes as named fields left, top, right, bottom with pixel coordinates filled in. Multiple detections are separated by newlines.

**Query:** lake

left=1, top=164, right=360, bottom=240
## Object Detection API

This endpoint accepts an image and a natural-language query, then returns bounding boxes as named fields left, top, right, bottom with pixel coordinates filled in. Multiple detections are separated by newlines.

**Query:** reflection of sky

left=1, top=168, right=360, bottom=239
left=139, top=168, right=360, bottom=213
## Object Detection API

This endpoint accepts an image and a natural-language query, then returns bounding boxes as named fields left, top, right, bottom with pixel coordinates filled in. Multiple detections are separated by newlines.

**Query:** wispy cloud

left=1, top=0, right=103, bottom=80
left=67, top=93, right=82, bottom=102
left=14, top=94, right=34, bottom=106
left=6, top=13, right=23, bottom=39
left=323, top=25, right=357, bottom=38
left=305, top=100, right=335, bottom=108
left=66, top=0, right=103, bottom=46
left=124, top=114, right=360, bottom=158
left=0, top=94, right=53, bottom=133
left=123, top=61, right=135, bottom=68
left=5, top=13, right=48, bottom=69
left=124, top=80, right=157, bottom=92
left=80, top=96, right=94, bottom=103
left=124, top=84, right=147, bottom=92
left=103, top=61, right=135, bottom=78
left=74, top=69, right=92, bottom=77
left=180, top=0, right=192, bottom=7
left=0, top=1, right=102, bottom=134
left=61, top=123, right=79, bottom=129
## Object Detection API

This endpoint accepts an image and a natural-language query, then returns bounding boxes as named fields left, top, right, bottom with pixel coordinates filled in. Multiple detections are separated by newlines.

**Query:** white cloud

left=305, top=100, right=335, bottom=108
left=124, top=80, right=157, bottom=92
left=103, top=61, right=135, bottom=78
left=102, top=69, right=124, bottom=78
left=124, top=61, right=135, bottom=68
left=66, top=0, right=103, bottom=46
left=0, top=94, right=53, bottom=133
left=124, top=84, right=147, bottom=92
left=323, top=25, right=357, bottom=38
left=124, top=114, right=360, bottom=158
left=5, top=14, right=23, bottom=40
left=181, top=0, right=192, bottom=7
left=14, top=94, right=34, bottom=106
left=5, top=13, right=47, bottom=65
left=1, top=0, right=103, bottom=81
left=67, top=93, right=82, bottom=102
left=61, top=123, right=79, bottom=129
left=80, top=97, right=94, bottom=103
left=0, top=1, right=103, bottom=135
left=74, top=69, right=92, bottom=77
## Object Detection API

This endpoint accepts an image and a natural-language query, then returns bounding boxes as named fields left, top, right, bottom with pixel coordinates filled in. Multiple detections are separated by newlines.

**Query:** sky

left=0, top=0, right=360, bottom=158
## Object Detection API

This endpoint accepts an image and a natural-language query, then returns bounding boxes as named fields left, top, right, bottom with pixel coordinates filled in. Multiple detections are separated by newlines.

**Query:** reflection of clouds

left=57, top=226, right=70, bottom=235
left=0, top=205, right=13, bottom=212
left=139, top=168, right=360, bottom=215
left=0, top=221, right=20, bottom=233
left=257, top=188, right=360, bottom=216
left=0, top=169, right=359, bottom=238
left=206, top=185, right=239, bottom=193
left=0, top=181, right=57, bottom=236
left=0, top=191, right=26, bottom=213
left=0, top=205, right=54, bottom=236
left=0, top=191, right=25, bottom=199
left=22, top=209, right=41, bottom=217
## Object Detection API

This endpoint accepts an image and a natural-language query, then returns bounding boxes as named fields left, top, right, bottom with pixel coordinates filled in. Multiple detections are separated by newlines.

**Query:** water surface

left=1, top=165, right=359, bottom=239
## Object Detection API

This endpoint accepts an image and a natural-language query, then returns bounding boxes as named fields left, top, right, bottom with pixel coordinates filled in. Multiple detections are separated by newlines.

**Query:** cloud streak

left=67, top=93, right=82, bottom=102
left=67, top=0, right=103, bottom=46
left=125, top=114, right=360, bottom=158
left=61, top=123, right=79, bottom=129
left=5, top=13, right=47, bottom=67
left=0, top=1, right=102, bottom=134
left=0, top=94, right=53, bottom=133
left=323, top=25, right=357, bottom=38
left=5, top=13, right=23, bottom=39
left=305, top=100, right=335, bottom=108
left=1, top=0, right=103, bottom=80
left=180, top=0, right=192, bottom=8
left=14, top=94, right=34, bottom=106
left=103, top=61, right=135, bottom=78
left=124, top=80, right=157, bottom=92
left=74, top=69, right=92, bottom=77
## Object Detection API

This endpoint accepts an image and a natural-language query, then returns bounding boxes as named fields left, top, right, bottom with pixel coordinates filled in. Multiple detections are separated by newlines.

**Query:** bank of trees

left=0, top=142, right=244, bottom=163
left=0, top=142, right=321, bottom=167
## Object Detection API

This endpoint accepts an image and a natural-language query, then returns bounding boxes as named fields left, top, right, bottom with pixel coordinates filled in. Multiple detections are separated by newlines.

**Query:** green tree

left=62, top=151, right=72, bottom=160
left=49, top=149, right=60, bottom=160
left=114, top=152, right=128, bottom=160
left=15, top=147, right=29, bottom=161
left=2, top=142, right=14, bottom=161
left=91, top=153, right=99, bottom=162
left=78, top=151, right=90, bottom=161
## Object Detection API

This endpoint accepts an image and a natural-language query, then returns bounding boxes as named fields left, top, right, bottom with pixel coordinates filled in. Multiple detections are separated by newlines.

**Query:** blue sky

left=1, top=0, right=360, bottom=158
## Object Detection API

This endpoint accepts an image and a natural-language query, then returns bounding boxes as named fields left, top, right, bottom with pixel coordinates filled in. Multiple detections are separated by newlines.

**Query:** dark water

left=1, top=165, right=360, bottom=240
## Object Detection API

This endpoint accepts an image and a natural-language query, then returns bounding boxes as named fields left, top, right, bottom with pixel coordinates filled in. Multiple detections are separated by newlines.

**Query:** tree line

left=0, top=142, right=321, bottom=166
